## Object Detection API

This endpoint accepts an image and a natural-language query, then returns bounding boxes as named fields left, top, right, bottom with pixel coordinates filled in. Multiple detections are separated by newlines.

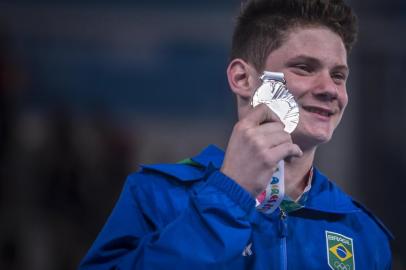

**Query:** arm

left=79, top=170, right=255, bottom=270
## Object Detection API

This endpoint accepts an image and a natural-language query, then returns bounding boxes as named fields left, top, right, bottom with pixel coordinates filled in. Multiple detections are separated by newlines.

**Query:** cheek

left=334, top=92, right=348, bottom=126
left=286, top=82, right=306, bottom=98
left=285, top=74, right=314, bottom=98
left=339, top=91, right=349, bottom=110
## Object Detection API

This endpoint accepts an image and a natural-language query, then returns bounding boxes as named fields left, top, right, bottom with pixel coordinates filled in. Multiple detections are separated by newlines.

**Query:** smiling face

left=263, top=26, right=349, bottom=150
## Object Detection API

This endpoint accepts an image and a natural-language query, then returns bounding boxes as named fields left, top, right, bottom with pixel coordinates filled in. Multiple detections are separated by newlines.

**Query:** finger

left=255, top=121, right=288, bottom=138
left=252, top=127, right=292, bottom=149
left=267, top=142, right=303, bottom=163
left=242, top=103, right=282, bottom=127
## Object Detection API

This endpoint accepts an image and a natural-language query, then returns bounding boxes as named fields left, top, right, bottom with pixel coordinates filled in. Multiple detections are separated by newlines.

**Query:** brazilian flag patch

left=326, top=231, right=355, bottom=270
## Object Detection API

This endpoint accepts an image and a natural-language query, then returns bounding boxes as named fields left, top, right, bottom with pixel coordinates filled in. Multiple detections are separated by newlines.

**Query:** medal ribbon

left=256, top=160, right=285, bottom=214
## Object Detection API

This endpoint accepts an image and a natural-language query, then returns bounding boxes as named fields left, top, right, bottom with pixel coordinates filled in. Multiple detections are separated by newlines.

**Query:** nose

left=312, top=71, right=338, bottom=102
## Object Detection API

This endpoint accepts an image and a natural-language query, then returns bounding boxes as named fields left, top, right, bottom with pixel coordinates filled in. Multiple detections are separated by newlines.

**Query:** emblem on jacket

left=326, top=231, right=355, bottom=270
left=242, top=242, right=253, bottom=257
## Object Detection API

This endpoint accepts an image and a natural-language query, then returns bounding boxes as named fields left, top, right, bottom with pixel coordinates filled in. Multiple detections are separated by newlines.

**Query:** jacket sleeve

left=78, top=170, right=256, bottom=270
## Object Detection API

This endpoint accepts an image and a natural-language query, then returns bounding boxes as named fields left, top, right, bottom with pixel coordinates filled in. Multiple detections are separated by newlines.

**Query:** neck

left=284, top=148, right=316, bottom=201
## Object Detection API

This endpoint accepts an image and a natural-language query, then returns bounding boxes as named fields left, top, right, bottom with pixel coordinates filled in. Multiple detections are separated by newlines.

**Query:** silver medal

left=251, top=71, right=299, bottom=133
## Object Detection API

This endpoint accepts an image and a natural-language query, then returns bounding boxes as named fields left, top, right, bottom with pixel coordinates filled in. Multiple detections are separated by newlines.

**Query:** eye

left=295, top=64, right=310, bottom=71
left=331, top=72, right=347, bottom=84
left=292, top=64, right=313, bottom=74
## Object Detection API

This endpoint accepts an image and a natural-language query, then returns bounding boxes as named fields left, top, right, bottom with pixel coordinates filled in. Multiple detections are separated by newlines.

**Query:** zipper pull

left=278, top=208, right=288, bottom=238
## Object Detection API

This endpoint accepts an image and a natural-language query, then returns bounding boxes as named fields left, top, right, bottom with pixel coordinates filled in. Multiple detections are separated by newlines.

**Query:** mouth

left=302, top=106, right=334, bottom=117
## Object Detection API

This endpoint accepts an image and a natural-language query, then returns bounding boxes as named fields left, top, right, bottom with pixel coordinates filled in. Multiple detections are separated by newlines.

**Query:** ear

left=227, top=59, right=260, bottom=100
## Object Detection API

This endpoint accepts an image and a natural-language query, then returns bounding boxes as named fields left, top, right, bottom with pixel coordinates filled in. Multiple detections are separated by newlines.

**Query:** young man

left=80, top=0, right=392, bottom=269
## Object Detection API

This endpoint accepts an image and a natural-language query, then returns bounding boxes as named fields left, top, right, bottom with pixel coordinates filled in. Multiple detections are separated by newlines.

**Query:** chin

left=291, top=129, right=333, bottom=151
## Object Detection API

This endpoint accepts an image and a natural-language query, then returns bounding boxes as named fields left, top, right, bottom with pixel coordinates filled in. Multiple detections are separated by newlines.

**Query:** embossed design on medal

left=251, top=71, right=299, bottom=134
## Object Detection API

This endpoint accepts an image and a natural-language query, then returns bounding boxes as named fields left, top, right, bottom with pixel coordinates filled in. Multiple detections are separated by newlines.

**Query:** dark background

left=0, top=1, right=405, bottom=269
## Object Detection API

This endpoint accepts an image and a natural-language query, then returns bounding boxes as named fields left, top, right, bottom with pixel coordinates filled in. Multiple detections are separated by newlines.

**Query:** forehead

left=265, top=26, right=348, bottom=68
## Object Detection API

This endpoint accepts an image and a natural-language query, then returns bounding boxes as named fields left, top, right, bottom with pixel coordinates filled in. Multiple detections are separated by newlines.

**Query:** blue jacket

left=79, top=145, right=392, bottom=270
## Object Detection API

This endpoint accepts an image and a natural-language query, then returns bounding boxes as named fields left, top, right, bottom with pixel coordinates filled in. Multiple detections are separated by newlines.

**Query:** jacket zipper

left=279, top=208, right=288, bottom=270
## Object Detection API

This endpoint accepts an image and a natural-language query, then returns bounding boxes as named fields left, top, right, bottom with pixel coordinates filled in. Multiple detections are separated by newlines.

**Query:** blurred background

left=0, top=0, right=405, bottom=269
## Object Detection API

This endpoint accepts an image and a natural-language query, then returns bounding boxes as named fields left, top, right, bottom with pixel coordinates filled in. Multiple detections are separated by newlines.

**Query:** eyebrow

left=286, top=55, right=349, bottom=73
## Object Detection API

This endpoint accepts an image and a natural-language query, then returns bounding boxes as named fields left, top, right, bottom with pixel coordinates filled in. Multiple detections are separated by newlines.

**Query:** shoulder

left=123, top=162, right=207, bottom=206
left=310, top=168, right=393, bottom=241
left=119, top=162, right=207, bottom=227
left=351, top=200, right=394, bottom=241
left=349, top=201, right=393, bottom=267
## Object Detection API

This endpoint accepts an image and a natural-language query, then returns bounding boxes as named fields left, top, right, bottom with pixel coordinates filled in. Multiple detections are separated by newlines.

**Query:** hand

left=221, top=104, right=303, bottom=197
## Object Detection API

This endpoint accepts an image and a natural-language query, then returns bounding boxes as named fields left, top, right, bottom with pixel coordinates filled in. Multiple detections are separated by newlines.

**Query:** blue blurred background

left=0, top=1, right=405, bottom=269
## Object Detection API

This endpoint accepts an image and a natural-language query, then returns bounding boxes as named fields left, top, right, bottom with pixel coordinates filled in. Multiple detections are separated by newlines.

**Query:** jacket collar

left=192, top=145, right=359, bottom=214
left=305, top=169, right=360, bottom=214
left=140, top=145, right=223, bottom=181
left=191, top=144, right=224, bottom=169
